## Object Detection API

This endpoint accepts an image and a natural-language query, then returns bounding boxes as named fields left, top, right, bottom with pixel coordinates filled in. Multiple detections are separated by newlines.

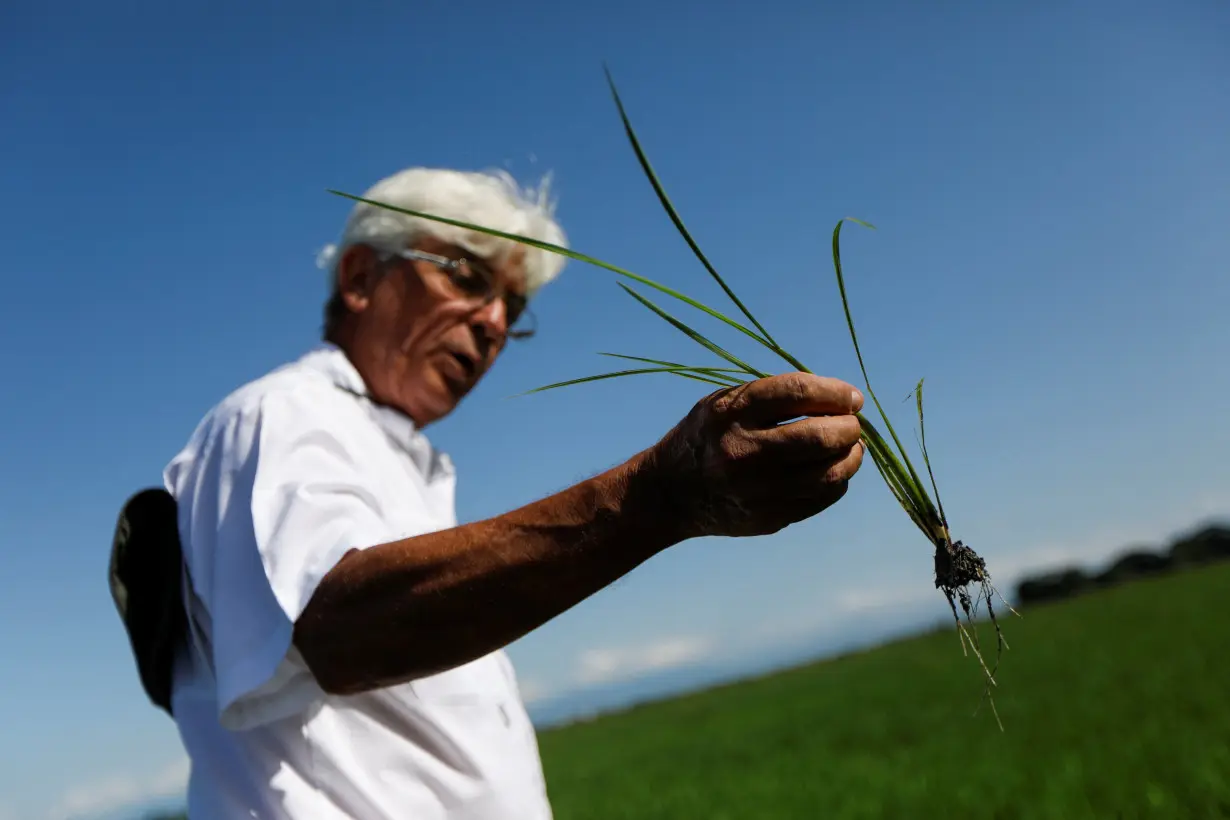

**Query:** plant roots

left=933, top=539, right=1021, bottom=731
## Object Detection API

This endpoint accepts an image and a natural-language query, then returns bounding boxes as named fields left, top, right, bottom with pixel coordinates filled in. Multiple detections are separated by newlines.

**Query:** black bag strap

left=108, top=488, right=189, bottom=716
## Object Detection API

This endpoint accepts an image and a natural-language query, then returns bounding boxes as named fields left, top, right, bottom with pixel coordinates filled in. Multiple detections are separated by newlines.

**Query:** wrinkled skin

left=330, top=237, right=526, bottom=427
left=647, top=372, right=865, bottom=540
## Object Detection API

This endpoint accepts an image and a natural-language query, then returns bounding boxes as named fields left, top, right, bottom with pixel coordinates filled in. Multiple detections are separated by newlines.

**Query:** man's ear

left=336, top=244, right=382, bottom=315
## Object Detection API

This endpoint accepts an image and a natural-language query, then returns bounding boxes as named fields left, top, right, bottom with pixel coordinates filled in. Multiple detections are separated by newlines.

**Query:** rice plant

left=328, top=67, right=1019, bottom=727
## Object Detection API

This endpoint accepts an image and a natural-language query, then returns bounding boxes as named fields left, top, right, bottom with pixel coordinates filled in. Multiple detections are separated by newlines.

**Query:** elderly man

left=155, top=167, right=865, bottom=818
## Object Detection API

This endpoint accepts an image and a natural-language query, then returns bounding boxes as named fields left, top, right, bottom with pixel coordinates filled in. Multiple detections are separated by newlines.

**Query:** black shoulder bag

left=107, top=487, right=189, bottom=717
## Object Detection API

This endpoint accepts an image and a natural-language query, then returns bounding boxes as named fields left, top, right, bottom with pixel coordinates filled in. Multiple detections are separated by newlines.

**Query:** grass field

left=536, top=563, right=1230, bottom=819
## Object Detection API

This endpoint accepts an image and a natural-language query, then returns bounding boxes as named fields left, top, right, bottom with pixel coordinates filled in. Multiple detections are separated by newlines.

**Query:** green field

left=537, top=564, right=1230, bottom=819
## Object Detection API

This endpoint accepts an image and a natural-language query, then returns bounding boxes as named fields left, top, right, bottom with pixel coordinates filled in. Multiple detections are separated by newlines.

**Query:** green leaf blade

left=859, top=418, right=932, bottom=528
left=597, top=353, right=749, bottom=385
left=617, top=283, right=771, bottom=380
left=912, top=378, right=949, bottom=529
left=603, top=65, right=778, bottom=347
left=830, top=219, right=942, bottom=535
left=517, top=366, right=734, bottom=397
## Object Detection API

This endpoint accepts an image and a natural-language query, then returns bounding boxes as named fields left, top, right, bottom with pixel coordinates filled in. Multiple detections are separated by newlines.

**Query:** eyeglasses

left=383, top=247, right=537, bottom=340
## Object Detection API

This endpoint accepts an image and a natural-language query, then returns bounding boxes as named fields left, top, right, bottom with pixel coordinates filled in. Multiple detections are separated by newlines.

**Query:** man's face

left=335, top=236, right=529, bottom=427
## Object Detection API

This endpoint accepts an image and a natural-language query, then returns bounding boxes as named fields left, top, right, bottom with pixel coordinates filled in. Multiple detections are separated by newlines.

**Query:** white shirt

left=163, top=344, right=552, bottom=819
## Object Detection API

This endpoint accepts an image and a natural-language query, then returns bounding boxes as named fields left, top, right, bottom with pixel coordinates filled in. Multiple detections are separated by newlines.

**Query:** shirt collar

left=299, top=343, right=455, bottom=482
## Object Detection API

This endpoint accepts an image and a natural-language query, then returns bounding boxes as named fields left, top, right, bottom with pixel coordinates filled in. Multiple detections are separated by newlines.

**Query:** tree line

left=1014, top=521, right=1230, bottom=607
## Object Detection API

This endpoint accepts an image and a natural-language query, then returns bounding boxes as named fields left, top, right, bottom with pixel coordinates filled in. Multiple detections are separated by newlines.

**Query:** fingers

left=736, top=438, right=865, bottom=500
left=749, top=475, right=855, bottom=535
left=721, top=439, right=865, bottom=512
left=745, top=414, right=863, bottom=464
left=749, top=443, right=865, bottom=533
left=718, top=373, right=863, bottom=428
left=664, top=371, right=869, bottom=541
left=781, top=439, right=866, bottom=493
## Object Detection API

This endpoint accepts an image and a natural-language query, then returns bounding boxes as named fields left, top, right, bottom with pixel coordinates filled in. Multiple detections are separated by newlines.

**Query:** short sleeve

left=169, top=385, right=392, bottom=731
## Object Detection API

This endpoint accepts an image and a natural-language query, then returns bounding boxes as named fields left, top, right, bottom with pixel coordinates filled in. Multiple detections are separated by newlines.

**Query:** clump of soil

left=933, top=538, right=1020, bottom=730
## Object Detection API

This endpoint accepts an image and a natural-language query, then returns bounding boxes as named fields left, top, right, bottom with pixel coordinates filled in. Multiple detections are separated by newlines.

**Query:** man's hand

left=647, top=373, right=866, bottom=540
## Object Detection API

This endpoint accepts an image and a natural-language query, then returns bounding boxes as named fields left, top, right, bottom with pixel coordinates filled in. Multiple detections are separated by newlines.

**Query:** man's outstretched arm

left=293, top=374, right=865, bottom=695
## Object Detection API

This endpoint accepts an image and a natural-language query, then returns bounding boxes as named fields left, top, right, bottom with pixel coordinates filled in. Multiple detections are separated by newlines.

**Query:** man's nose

left=470, top=296, right=508, bottom=342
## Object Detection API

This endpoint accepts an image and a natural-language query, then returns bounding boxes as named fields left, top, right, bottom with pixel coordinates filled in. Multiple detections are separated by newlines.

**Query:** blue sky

left=2, top=1, right=1229, bottom=817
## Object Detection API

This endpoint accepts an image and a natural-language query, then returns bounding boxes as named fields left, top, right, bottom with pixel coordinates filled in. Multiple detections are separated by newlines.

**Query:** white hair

left=318, top=167, right=568, bottom=296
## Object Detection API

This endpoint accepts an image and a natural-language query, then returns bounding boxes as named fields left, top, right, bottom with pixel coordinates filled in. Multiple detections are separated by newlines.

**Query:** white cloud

left=575, top=635, right=714, bottom=686
left=47, top=756, right=188, bottom=820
